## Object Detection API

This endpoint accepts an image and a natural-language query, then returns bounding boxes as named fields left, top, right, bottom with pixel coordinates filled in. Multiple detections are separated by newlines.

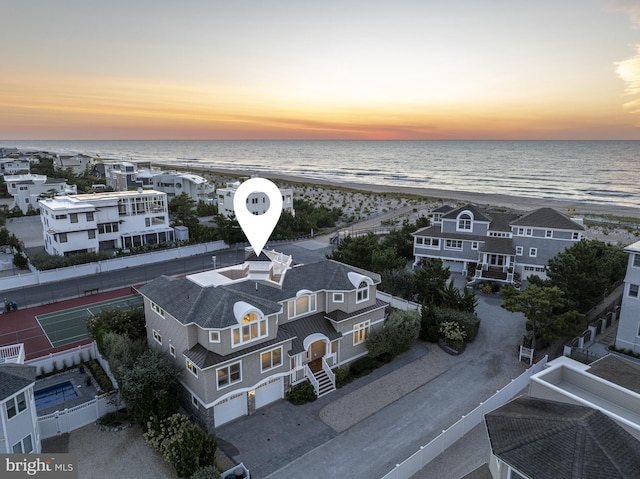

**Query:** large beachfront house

left=615, top=240, right=640, bottom=354
left=139, top=251, right=387, bottom=430
left=39, top=190, right=174, bottom=256
left=412, top=204, right=585, bottom=284
left=217, top=180, right=294, bottom=217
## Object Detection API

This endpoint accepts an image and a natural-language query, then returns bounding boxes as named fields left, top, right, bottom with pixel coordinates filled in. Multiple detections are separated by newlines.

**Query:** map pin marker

left=233, top=178, right=283, bottom=255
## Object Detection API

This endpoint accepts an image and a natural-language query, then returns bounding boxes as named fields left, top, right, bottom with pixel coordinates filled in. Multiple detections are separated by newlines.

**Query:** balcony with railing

left=474, top=265, right=513, bottom=283
left=0, top=343, right=25, bottom=364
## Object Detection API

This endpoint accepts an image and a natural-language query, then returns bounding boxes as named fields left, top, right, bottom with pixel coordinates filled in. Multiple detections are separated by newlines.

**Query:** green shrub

left=333, top=367, right=351, bottom=388
left=434, top=307, right=481, bottom=342
left=366, top=309, right=420, bottom=359
left=145, top=413, right=217, bottom=478
left=419, top=304, right=439, bottom=342
left=349, top=356, right=377, bottom=377
left=190, top=465, right=221, bottom=479
left=286, top=380, right=317, bottom=404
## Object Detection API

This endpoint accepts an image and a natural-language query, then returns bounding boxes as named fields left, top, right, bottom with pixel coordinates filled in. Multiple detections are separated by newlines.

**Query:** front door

left=308, top=340, right=326, bottom=372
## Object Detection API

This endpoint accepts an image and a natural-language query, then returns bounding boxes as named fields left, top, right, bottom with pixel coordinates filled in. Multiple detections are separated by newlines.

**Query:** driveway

left=215, top=280, right=529, bottom=479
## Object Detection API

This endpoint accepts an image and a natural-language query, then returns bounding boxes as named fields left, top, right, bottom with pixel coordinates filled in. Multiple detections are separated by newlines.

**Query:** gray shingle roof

left=280, top=312, right=343, bottom=355
left=325, top=299, right=388, bottom=323
left=587, top=354, right=640, bottom=395
left=184, top=328, right=296, bottom=369
left=0, top=364, right=36, bottom=400
left=442, top=204, right=491, bottom=222
left=139, top=259, right=380, bottom=329
left=510, top=207, right=584, bottom=230
left=432, top=205, right=454, bottom=214
left=479, top=237, right=516, bottom=255
left=485, top=396, right=640, bottom=479
left=488, top=213, right=520, bottom=232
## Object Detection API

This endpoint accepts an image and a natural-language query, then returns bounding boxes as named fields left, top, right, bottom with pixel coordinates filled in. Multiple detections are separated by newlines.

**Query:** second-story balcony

left=0, top=343, right=25, bottom=364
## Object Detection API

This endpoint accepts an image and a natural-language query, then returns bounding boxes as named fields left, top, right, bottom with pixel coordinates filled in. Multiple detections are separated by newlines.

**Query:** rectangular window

left=423, top=238, right=440, bottom=249
left=529, top=248, right=537, bottom=257
left=6, top=391, right=27, bottom=419
left=88, top=230, right=96, bottom=239
left=192, top=395, right=199, bottom=407
left=58, top=233, right=68, bottom=243
left=516, top=227, right=524, bottom=236
left=209, top=331, right=220, bottom=343
left=169, top=344, right=176, bottom=358
left=416, top=237, right=424, bottom=245
left=471, top=241, right=478, bottom=250
left=70, top=213, right=78, bottom=223
left=12, top=434, right=33, bottom=454
left=186, top=359, right=198, bottom=377
left=55, top=214, right=67, bottom=220
left=629, top=284, right=639, bottom=298
left=572, top=232, right=581, bottom=240
left=289, top=294, right=317, bottom=318
left=86, top=212, right=94, bottom=222
left=356, top=282, right=369, bottom=303
left=152, top=329, right=162, bottom=345
left=546, top=230, right=553, bottom=238
left=353, top=321, right=370, bottom=345
left=145, top=217, right=151, bottom=227
left=151, top=302, right=165, bottom=318
left=333, top=292, right=344, bottom=303
left=526, top=228, right=533, bottom=236
left=516, top=246, right=523, bottom=256
left=444, top=239, right=463, bottom=250
left=634, top=254, right=640, bottom=268
left=261, top=347, right=283, bottom=372
left=217, top=362, right=241, bottom=389
left=232, top=313, right=268, bottom=346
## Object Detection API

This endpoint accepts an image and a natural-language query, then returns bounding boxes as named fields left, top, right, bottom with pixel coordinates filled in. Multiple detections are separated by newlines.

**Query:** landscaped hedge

left=286, top=380, right=317, bottom=404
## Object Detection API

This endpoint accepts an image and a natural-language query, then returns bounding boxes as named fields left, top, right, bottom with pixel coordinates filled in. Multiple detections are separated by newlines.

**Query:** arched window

left=356, top=281, right=369, bottom=303
left=232, top=311, right=268, bottom=346
left=457, top=212, right=472, bottom=231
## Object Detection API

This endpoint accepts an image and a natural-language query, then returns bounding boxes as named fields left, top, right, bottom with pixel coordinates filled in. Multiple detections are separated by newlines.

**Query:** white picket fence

left=380, top=357, right=548, bottom=479
left=0, top=240, right=227, bottom=291
left=38, top=392, right=120, bottom=439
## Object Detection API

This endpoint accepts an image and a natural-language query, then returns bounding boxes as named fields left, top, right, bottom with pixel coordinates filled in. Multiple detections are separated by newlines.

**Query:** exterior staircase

left=313, top=368, right=336, bottom=397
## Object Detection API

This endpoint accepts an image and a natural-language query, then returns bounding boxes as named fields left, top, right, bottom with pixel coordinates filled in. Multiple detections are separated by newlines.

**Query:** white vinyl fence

left=0, top=240, right=227, bottom=291
left=38, top=392, right=120, bottom=439
left=376, top=291, right=420, bottom=311
left=380, top=357, right=548, bottom=479
left=26, top=343, right=97, bottom=376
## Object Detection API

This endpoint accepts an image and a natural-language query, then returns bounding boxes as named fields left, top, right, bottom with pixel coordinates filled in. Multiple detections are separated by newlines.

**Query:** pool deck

left=34, top=368, right=100, bottom=416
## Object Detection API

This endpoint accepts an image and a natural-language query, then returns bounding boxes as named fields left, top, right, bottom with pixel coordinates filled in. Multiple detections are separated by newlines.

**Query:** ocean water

left=3, top=140, right=640, bottom=208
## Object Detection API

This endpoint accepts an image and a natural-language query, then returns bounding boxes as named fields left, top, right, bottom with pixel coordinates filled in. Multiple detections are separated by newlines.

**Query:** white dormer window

left=288, top=291, right=317, bottom=318
left=356, top=281, right=369, bottom=303
left=232, top=312, right=268, bottom=346
left=457, top=212, right=472, bottom=231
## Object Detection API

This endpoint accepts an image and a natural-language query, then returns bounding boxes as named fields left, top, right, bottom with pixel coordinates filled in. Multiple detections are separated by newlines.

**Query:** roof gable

left=510, top=207, right=584, bottom=230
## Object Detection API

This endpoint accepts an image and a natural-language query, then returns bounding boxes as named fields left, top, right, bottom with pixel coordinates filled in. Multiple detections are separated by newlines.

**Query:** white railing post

left=304, top=365, right=320, bottom=396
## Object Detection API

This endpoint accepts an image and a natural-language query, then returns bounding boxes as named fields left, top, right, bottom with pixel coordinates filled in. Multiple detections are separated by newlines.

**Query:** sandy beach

left=165, top=164, right=640, bottom=220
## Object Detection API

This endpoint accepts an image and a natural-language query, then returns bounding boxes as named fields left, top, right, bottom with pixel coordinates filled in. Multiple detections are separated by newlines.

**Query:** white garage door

left=444, top=259, right=464, bottom=273
left=255, top=377, right=283, bottom=410
left=214, top=392, right=247, bottom=427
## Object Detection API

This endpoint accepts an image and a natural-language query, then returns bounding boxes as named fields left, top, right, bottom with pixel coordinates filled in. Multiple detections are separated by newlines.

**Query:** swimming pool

left=34, top=380, right=78, bottom=410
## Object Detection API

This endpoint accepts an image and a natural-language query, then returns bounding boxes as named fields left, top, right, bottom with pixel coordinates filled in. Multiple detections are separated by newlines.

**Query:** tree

left=12, top=253, right=28, bottom=270
left=119, top=349, right=181, bottom=426
left=414, top=258, right=450, bottom=305
left=366, top=309, right=420, bottom=359
left=419, top=303, right=439, bottom=342
left=327, top=233, right=381, bottom=271
left=371, top=247, right=407, bottom=273
left=546, top=240, right=627, bottom=312
left=86, top=306, right=147, bottom=354
left=381, top=216, right=430, bottom=260
left=502, top=284, right=582, bottom=349
left=168, top=192, right=196, bottom=225
left=380, top=268, right=416, bottom=299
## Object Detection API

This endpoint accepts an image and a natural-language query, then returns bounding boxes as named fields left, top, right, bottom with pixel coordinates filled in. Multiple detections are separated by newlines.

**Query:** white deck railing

left=304, top=364, right=320, bottom=396
left=0, top=343, right=25, bottom=364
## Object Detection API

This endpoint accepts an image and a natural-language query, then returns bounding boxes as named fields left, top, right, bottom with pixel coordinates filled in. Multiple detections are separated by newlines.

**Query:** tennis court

left=36, top=294, right=144, bottom=348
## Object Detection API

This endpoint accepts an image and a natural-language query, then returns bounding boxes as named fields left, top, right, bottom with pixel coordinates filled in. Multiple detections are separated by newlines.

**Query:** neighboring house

left=615, top=240, right=640, bottom=354
left=105, top=162, right=140, bottom=191
left=54, top=154, right=93, bottom=176
left=0, top=158, right=31, bottom=175
left=528, top=355, right=640, bottom=440
left=412, top=204, right=584, bottom=284
left=4, top=174, right=77, bottom=214
left=217, top=180, right=294, bottom=217
left=0, top=343, right=40, bottom=454
left=139, top=251, right=387, bottom=430
left=39, top=190, right=173, bottom=256
left=151, top=170, right=216, bottom=204
left=485, top=396, right=640, bottom=479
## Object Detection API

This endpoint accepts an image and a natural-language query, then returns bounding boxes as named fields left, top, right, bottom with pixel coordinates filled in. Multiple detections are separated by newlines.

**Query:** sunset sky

left=2, top=0, right=640, bottom=140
